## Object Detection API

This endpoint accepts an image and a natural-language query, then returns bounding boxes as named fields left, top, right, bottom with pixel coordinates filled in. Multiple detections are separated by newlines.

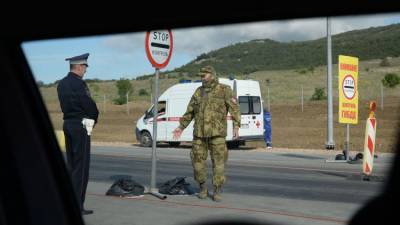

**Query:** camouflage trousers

left=191, top=136, right=228, bottom=187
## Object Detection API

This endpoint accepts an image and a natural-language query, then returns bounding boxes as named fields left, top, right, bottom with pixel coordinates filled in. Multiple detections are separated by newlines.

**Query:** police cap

left=65, top=53, right=89, bottom=67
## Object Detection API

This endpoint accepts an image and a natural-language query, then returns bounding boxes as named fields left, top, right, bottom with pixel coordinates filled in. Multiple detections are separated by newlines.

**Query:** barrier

left=362, top=102, right=377, bottom=177
left=55, top=130, right=66, bottom=152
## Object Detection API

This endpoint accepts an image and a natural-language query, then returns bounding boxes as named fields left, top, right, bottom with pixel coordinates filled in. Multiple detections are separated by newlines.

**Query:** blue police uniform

left=263, top=110, right=272, bottom=148
left=57, top=53, right=98, bottom=213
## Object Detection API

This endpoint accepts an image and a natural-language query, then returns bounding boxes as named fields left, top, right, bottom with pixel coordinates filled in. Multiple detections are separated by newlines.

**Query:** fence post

left=301, top=85, right=304, bottom=112
left=126, top=92, right=129, bottom=115
left=380, top=83, right=384, bottom=111
left=103, top=94, right=106, bottom=113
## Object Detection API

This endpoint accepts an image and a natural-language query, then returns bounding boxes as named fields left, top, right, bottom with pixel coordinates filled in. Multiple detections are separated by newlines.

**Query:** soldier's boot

left=212, top=186, right=222, bottom=202
left=198, top=183, right=208, bottom=199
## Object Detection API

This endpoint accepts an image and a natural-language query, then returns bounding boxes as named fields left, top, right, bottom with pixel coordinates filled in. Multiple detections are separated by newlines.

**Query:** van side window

left=145, top=101, right=166, bottom=119
left=158, top=101, right=166, bottom=115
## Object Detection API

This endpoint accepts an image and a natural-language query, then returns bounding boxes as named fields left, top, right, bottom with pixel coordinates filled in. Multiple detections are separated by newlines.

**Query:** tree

left=114, top=78, right=133, bottom=105
left=36, top=80, right=45, bottom=87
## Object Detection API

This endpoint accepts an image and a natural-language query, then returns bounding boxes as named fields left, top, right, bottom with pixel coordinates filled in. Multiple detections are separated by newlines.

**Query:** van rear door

left=238, top=96, right=263, bottom=138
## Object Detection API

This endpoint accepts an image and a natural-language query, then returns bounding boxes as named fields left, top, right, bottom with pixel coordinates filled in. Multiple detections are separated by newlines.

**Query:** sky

left=22, top=12, right=400, bottom=84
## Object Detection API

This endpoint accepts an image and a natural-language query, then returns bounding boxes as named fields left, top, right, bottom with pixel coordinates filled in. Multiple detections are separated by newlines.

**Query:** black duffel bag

left=158, top=176, right=195, bottom=195
left=106, top=178, right=144, bottom=197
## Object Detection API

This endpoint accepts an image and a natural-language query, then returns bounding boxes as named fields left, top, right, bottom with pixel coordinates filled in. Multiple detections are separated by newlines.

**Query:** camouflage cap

left=198, top=66, right=216, bottom=77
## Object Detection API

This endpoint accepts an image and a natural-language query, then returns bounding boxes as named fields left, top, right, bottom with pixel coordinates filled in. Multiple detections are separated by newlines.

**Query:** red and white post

left=363, top=101, right=377, bottom=177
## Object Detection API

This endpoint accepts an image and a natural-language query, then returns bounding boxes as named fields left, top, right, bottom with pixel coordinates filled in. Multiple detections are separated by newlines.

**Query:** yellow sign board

left=338, top=55, right=359, bottom=124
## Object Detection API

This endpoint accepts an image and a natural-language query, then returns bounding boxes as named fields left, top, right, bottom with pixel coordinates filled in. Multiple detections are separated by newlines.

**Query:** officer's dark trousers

left=63, top=120, right=90, bottom=211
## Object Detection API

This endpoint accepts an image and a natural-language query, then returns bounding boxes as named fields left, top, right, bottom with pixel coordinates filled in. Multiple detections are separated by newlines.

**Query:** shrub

left=382, top=73, right=400, bottom=88
left=310, top=87, right=327, bottom=101
left=297, top=69, right=307, bottom=74
left=138, top=89, right=149, bottom=96
left=380, top=57, right=391, bottom=67
left=88, top=83, right=100, bottom=93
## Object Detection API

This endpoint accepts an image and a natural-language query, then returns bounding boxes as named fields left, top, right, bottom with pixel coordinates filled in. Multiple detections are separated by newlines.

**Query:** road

left=83, top=145, right=392, bottom=225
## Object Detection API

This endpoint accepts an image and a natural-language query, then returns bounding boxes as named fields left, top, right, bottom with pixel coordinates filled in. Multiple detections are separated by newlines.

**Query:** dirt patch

left=48, top=96, right=399, bottom=152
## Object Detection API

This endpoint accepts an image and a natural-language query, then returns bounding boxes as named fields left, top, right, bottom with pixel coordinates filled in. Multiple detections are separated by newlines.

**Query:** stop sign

left=145, top=30, right=173, bottom=69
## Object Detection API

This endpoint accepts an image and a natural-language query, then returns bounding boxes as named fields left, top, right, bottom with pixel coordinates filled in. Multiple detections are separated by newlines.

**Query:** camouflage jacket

left=179, top=81, right=241, bottom=138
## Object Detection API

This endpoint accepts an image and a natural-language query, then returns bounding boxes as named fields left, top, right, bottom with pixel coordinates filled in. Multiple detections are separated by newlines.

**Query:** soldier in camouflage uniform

left=173, top=66, right=241, bottom=202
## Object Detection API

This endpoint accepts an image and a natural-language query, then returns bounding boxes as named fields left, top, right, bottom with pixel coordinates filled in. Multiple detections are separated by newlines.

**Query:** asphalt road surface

left=89, top=145, right=390, bottom=205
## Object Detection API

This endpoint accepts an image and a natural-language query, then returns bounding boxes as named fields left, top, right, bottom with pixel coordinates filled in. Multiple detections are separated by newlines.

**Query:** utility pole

left=326, top=17, right=335, bottom=150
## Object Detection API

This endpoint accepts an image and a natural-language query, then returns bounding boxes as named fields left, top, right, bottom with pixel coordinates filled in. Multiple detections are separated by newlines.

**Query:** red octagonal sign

left=145, top=30, right=173, bottom=69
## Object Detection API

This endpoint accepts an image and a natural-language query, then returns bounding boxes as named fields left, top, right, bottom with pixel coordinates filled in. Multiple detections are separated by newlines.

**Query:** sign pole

left=144, top=30, right=173, bottom=200
left=150, top=68, right=159, bottom=192
left=345, top=124, right=350, bottom=160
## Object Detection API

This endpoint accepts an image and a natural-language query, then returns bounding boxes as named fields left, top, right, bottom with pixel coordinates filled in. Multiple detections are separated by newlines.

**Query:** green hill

left=173, top=23, right=400, bottom=76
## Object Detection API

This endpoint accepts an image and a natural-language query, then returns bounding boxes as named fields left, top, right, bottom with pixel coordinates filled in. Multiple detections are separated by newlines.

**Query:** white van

left=135, top=78, right=264, bottom=148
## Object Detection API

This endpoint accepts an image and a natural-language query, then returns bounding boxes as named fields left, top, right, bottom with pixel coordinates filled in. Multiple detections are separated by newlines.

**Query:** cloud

left=331, top=13, right=400, bottom=34
left=102, top=33, right=145, bottom=53
left=102, top=13, right=400, bottom=59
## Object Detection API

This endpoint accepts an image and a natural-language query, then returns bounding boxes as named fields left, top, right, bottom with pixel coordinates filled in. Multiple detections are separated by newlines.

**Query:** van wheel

left=227, top=141, right=240, bottom=149
left=168, top=142, right=180, bottom=147
left=335, top=154, right=345, bottom=160
left=140, top=131, right=152, bottom=147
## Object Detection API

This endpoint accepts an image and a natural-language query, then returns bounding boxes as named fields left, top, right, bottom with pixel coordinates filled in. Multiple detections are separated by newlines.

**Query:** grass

left=41, top=57, right=400, bottom=152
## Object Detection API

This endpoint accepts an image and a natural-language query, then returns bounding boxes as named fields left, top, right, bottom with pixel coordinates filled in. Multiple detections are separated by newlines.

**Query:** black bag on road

left=158, top=177, right=195, bottom=195
left=106, top=178, right=144, bottom=197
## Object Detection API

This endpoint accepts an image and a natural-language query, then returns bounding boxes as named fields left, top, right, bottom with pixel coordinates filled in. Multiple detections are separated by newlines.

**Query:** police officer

left=173, top=66, right=240, bottom=202
left=263, top=108, right=272, bottom=149
left=57, top=53, right=99, bottom=215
